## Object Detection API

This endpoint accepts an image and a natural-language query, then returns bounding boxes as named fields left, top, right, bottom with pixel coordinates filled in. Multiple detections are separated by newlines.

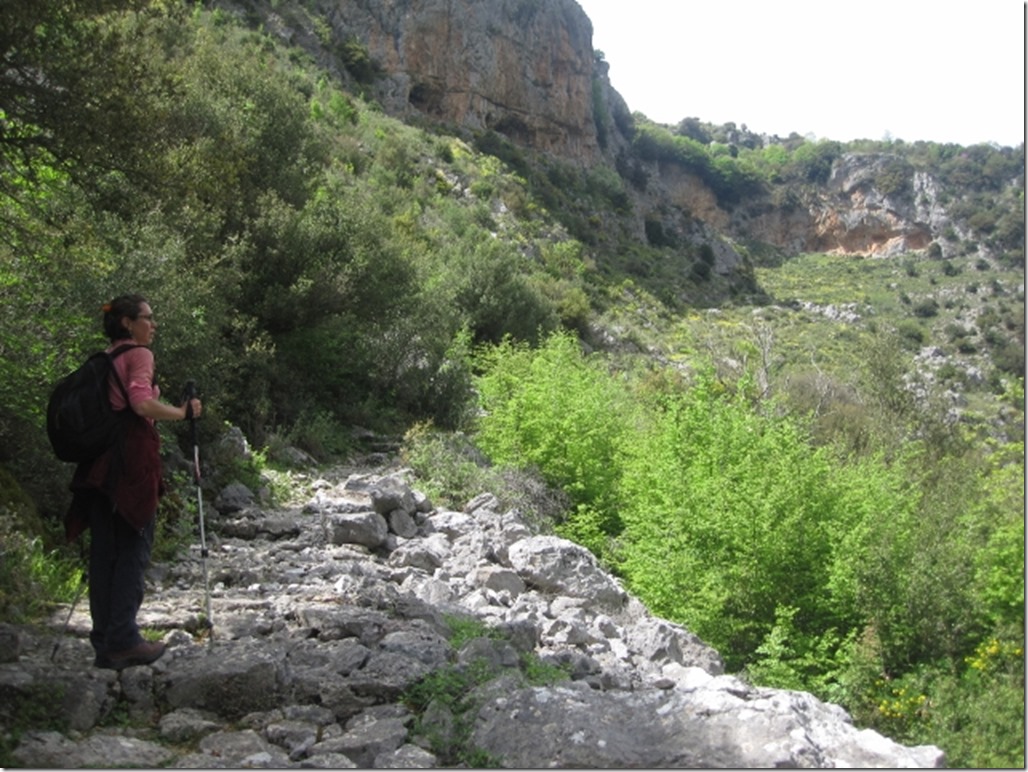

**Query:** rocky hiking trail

left=2, top=455, right=944, bottom=768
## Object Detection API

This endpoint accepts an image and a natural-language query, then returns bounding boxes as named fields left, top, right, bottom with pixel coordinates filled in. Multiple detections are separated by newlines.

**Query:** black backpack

left=46, top=344, right=137, bottom=463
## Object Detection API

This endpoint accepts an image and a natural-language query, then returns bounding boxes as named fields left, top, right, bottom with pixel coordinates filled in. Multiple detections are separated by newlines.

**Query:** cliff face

left=739, top=154, right=937, bottom=258
left=244, top=0, right=996, bottom=266
left=628, top=150, right=969, bottom=270
left=307, top=0, right=607, bottom=163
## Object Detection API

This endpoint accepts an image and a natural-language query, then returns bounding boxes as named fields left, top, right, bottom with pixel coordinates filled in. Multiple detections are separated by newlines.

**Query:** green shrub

left=896, top=319, right=927, bottom=347
left=474, top=331, right=633, bottom=531
left=852, top=640, right=1025, bottom=768
left=615, top=373, right=888, bottom=668
left=912, top=299, right=939, bottom=318
left=402, top=660, right=498, bottom=766
left=283, top=408, right=354, bottom=460
left=442, top=615, right=503, bottom=648
left=402, top=625, right=569, bottom=766
left=873, top=158, right=913, bottom=198
left=744, top=604, right=855, bottom=702
left=691, top=260, right=712, bottom=281
left=339, top=37, right=378, bottom=82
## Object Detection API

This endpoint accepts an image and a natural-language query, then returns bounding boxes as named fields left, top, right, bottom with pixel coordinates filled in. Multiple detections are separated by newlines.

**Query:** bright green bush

left=970, top=449, right=1025, bottom=632
left=470, top=332, right=1023, bottom=764
left=831, top=446, right=1023, bottom=673
left=744, top=604, right=855, bottom=700
left=614, top=372, right=889, bottom=668
left=474, top=331, right=633, bottom=540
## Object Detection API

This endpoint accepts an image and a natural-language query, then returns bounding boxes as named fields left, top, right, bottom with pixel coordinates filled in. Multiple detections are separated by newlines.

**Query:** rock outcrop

left=3, top=462, right=944, bottom=768
left=265, top=0, right=609, bottom=164
left=739, top=153, right=936, bottom=258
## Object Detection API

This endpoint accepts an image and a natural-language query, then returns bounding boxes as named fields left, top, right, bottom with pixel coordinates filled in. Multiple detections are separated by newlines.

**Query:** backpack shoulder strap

left=106, top=344, right=141, bottom=408
left=108, top=343, right=140, bottom=360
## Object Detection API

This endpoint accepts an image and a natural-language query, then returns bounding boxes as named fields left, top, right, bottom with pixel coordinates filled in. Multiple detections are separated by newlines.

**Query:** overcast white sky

left=576, top=0, right=1025, bottom=147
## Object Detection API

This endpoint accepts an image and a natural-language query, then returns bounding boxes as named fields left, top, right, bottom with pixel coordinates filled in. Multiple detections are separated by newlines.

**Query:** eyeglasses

left=135, top=314, right=155, bottom=322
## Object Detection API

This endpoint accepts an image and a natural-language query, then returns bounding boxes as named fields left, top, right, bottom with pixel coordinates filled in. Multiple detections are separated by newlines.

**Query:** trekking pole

left=184, top=380, right=213, bottom=641
left=50, top=565, right=88, bottom=662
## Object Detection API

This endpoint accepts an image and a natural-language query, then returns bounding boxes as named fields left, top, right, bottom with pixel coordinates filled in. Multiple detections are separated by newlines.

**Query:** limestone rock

left=471, top=681, right=944, bottom=768
left=7, top=465, right=943, bottom=768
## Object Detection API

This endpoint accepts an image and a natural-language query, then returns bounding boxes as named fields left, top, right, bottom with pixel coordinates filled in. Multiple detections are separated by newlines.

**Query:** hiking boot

left=104, top=640, right=166, bottom=669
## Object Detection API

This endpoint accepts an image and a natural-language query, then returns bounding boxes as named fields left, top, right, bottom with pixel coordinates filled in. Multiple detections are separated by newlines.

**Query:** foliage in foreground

left=471, top=330, right=1024, bottom=768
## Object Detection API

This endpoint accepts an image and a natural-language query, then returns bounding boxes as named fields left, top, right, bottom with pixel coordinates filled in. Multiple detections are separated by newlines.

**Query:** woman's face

left=124, top=302, right=157, bottom=345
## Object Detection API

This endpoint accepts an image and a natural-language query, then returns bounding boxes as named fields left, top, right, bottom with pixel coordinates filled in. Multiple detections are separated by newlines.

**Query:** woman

left=66, top=294, right=202, bottom=670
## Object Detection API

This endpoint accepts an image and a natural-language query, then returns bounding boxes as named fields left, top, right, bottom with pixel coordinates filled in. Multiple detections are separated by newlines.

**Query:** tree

left=0, top=0, right=179, bottom=217
left=788, top=141, right=842, bottom=184
left=676, top=117, right=711, bottom=144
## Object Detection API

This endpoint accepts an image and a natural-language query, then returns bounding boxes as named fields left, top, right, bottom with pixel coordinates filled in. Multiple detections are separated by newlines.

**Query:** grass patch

left=443, top=615, right=504, bottom=649
left=403, top=620, right=572, bottom=766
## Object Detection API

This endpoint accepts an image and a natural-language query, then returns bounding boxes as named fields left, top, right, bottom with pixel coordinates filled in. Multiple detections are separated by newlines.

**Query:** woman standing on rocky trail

left=65, top=294, right=202, bottom=670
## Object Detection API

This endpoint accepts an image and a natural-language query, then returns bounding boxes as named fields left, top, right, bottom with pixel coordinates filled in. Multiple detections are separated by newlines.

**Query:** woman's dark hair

left=102, top=294, right=148, bottom=341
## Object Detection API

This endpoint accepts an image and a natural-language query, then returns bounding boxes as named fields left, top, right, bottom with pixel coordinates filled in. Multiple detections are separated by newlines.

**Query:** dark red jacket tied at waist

left=65, top=410, right=165, bottom=541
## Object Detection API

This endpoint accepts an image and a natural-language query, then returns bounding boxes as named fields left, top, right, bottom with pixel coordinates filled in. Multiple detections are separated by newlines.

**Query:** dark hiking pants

left=86, top=494, right=155, bottom=657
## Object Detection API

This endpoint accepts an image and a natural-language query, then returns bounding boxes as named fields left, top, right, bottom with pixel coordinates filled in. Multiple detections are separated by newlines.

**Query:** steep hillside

left=224, top=0, right=1023, bottom=287
left=302, top=0, right=1019, bottom=423
left=216, top=0, right=1023, bottom=442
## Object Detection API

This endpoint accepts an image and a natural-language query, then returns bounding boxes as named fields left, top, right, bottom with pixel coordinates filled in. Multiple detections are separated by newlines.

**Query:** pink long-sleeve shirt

left=107, top=343, right=160, bottom=416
